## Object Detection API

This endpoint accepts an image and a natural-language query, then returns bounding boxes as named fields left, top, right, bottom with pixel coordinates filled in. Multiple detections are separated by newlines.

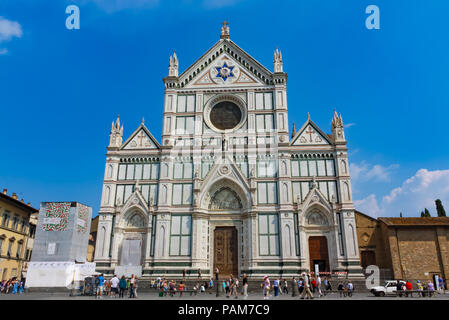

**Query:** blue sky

left=1, top=0, right=448, bottom=217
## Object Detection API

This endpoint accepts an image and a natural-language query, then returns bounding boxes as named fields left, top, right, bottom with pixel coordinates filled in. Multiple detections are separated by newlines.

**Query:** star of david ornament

left=215, top=62, right=234, bottom=81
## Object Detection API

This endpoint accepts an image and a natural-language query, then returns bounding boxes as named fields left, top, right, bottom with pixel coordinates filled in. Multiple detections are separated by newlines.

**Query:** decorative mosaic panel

left=77, top=204, right=89, bottom=233
left=42, top=202, right=70, bottom=231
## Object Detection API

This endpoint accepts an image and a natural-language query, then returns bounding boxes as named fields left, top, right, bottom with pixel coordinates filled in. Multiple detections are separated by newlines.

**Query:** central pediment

left=179, top=40, right=274, bottom=89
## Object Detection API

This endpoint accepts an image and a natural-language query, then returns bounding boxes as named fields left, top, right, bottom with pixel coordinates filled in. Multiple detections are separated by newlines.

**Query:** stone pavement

left=0, top=291, right=448, bottom=300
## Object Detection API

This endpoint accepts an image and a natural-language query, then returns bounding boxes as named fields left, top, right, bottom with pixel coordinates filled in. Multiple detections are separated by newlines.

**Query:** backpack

left=95, top=277, right=100, bottom=286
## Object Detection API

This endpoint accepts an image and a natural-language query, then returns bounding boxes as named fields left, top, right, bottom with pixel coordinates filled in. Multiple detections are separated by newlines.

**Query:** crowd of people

left=393, top=279, right=445, bottom=297
left=261, top=273, right=351, bottom=299
left=0, top=278, right=24, bottom=294
left=88, top=273, right=139, bottom=299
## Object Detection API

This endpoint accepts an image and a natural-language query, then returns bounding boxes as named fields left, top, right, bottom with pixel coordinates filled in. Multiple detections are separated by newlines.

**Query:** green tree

left=420, top=211, right=425, bottom=217
left=424, top=208, right=431, bottom=217
left=435, top=199, right=447, bottom=217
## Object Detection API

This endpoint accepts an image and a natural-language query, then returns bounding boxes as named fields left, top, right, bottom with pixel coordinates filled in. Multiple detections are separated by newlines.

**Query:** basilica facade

left=94, top=23, right=363, bottom=279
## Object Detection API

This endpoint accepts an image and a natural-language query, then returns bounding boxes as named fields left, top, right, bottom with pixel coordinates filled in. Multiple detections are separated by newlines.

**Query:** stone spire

left=274, top=48, right=283, bottom=73
left=220, top=21, right=230, bottom=40
left=109, top=115, right=123, bottom=149
left=331, top=109, right=346, bottom=143
left=291, top=122, right=296, bottom=138
left=168, top=51, right=178, bottom=77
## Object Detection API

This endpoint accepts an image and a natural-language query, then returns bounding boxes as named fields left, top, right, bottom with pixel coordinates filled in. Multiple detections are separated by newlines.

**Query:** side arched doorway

left=308, top=236, right=330, bottom=273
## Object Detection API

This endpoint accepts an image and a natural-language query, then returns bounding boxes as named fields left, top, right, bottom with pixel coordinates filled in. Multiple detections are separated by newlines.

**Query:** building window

left=2, top=213, right=10, bottom=228
left=25, top=249, right=31, bottom=261
left=16, top=242, right=22, bottom=259
left=201, top=161, right=214, bottom=179
left=140, top=184, right=158, bottom=205
left=115, top=185, right=134, bottom=205
left=173, top=161, right=193, bottom=179
left=29, top=225, right=36, bottom=238
left=257, top=160, right=278, bottom=178
left=175, top=116, right=195, bottom=135
left=172, top=184, right=193, bottom=205
left=150, top=215, right=157, bottom=257
left=257, top=182, right=278, bottom=204
left=292, top=181, right=338, bottom=203
left=294, top=213, right=300, bottom=256
left=291, top=159, right=335, bottom=177
left=118, top=162, right=159, bottom=180
left=258, top=214, right=279, bottom=256
left=12, top=216, right=19, bottom=230
left=177, top=95, right=195, bottom=112
left=7, top=239, right=14, bottom=257
left=256, top=114, right=275, bottom=132
left=169, top=215, right=192, bottom=256
left=255, top=92, right=273, bottom=110
left=336, top=213, right=345, bottom=256
left=234, top=158, right=249, bottom=178
left=0, top=237, right=4, bottom=256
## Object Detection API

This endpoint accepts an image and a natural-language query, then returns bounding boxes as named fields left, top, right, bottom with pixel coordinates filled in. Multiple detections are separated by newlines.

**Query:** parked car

left=370, top=280, right=406, bottom=297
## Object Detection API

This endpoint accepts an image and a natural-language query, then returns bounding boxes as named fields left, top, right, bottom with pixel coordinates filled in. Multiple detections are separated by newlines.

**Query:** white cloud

left=343, top=122, right=356, bottom=129
left=0, top=48, right=8, bottom=55
left=350, top=161, right=399, bottom=183
left=354, top=168, right=449, bottom=218
left=0, top=17, right=22, bottom=42
left=354, top=194, right=381, bottom=218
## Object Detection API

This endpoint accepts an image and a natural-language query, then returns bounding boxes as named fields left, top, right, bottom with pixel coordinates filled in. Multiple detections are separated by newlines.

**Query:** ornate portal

left=209, top=187, right=242, bottom=210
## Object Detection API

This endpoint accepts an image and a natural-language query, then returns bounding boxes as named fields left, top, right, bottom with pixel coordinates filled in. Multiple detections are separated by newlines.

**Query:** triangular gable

left=291, top=119, right=332, bottom=146
left=121, top=123, right=161, bottom=150
left=180, top=39, right=272, bottom=88
left=297, top=183, right=333, bottom=216
left=121, top=187, right=149, bottom=214
left=201, top=156, right=251, bottom=194
left=189, top=53, right=264, bottom=88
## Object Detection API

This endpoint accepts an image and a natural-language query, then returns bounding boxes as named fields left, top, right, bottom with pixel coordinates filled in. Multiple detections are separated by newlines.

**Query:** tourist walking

left=233, top=277, right=239, bottom=299
left=282, top=279, right=288, bottom=295
left=179, top=281, right=185, bottom=297
left=438, top=276, right=445, bottom=294
left=263, top=275, right=271, bottom=299
left=134, top=276, right=139, bottom=298
left=118, top=276, right=127, bottom=298
left=110, top=274, right=119, bottom=297
left=129, top=274, right=136, bottom=298
left=337, top=281, right=344, bottom=297
left=300, top=273, right=313, bottom=299
left=273, top=278, right=280, bottom=297
left=316, top=275, right=322, bottom=297
left=291, top=277, right=298, bottom=297
left=96, top=274, right=105, bottom=299
left=242, top=273, right=248, bottom=299
left=323, top=277, right=332, bottom=295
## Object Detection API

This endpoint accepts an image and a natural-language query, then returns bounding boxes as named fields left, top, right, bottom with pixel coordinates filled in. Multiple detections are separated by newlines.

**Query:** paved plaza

left=0, top=290, right=448, bottom=300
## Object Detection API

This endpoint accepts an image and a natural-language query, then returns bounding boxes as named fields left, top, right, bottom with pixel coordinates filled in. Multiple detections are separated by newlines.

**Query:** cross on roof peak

left=221, top=21, right=230, bottom=39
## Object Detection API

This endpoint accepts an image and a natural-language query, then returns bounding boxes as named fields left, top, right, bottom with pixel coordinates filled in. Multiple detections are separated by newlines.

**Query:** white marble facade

left=94, top=23, right=363, bottom=279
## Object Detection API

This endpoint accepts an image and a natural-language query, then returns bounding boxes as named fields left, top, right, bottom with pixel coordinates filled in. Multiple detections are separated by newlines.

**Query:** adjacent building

left=355, top=211, right=449, bottom=285
left=0, top=189, right=38, bottom=280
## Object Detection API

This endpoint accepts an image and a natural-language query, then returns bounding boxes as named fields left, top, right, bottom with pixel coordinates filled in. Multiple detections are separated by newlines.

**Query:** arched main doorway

left=213, top=227, right=238, bottom=278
